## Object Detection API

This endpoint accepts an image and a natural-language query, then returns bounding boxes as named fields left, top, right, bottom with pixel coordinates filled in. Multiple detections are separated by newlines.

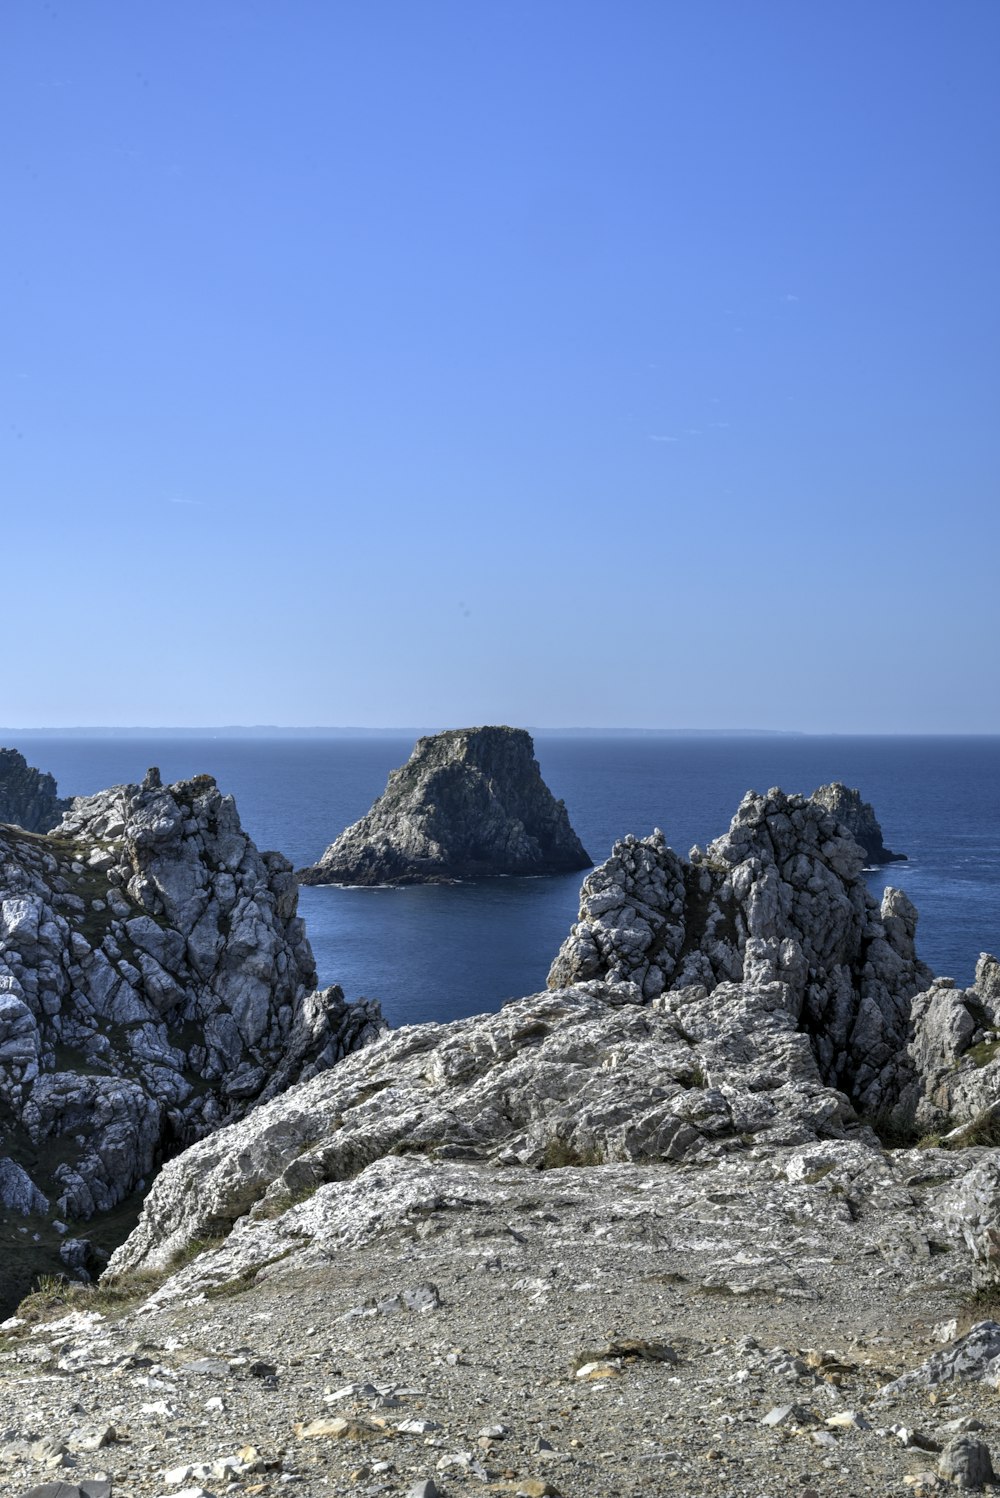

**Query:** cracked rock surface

left=548, top=786, right=934, bottom=1122
left=0, top=768, right=382, bottom=1307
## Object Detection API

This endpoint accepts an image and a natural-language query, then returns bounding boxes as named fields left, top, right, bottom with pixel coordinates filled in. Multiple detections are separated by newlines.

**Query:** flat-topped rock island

left=298, top=725, right=591, bottom=885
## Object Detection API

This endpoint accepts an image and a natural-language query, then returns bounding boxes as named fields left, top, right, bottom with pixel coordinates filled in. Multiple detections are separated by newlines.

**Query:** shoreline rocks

left=0, top=748, right=70, bottom=834
left=298, top=726, right=591, bottom=886
left=0, top=767, right=383, bottom=1311
left=1, top=779, right=999, bottom=1496
left=547, top=786, right=929, bottom=1122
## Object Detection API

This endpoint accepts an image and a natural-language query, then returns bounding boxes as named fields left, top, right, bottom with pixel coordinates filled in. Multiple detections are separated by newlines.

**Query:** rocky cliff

left=0, top=748, right=70, bottom=834
left=548, top=786, right=928, bottom=1121
left=107, top=784, right=993, bottom=1284
left=299, top=725, right=591, bottom=885
left=2, top=785, right=999, bottom=1497
left=811, top=780, right=906, bottom=863
left=0, top=767, right=383, bottom=1305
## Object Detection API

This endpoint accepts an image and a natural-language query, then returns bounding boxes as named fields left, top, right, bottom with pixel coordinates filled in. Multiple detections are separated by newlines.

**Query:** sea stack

left=299, top=725, right=591, bottom=885
left=810, top=781, right=907, bottom=863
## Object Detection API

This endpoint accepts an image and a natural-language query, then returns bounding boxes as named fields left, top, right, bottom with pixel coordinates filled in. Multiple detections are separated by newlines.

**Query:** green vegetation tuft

left=15, top=1268, right=168, bottom=1327
left=168, top=1235, right=227, bottom=1268
left=968, top=1037, right=1000, bottom=1068
left=540, top=1137, right=606, bottom=1169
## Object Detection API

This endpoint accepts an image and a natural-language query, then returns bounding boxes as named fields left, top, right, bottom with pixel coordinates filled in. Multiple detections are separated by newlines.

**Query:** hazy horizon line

left=3, top=725, right=998, bottom=739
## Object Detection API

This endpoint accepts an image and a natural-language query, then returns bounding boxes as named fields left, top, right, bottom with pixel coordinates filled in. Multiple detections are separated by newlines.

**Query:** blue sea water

left=6, top=733, right=999, bottom=1028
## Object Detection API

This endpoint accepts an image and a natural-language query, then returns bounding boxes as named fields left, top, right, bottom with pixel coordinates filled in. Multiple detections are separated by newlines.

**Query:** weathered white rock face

left=299, top=726, right=591, bottom=885
left=895, top=955, right=1000, bottom=1137
left=0, top=768, right=383, bottom=1238
left=0, top=783, right=992, bottom=1498
left=108, top=976, right=867, bottom=1276
left=110, top=782, right=1000, bottom=1285
left=0, top=747, right=70, bottom=834
left=547, top=787, right=931, bottom=1120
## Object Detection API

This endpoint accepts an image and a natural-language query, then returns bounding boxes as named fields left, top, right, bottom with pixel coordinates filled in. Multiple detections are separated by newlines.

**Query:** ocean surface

left=6, top=733, right=999, bottom=1028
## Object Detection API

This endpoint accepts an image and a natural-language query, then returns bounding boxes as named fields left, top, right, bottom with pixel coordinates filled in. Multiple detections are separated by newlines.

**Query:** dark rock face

left=299, top=726, right=591, bottom=885
left=0, top=748, right=70, bottom=834
left=810, top=782, right=906, bottom=863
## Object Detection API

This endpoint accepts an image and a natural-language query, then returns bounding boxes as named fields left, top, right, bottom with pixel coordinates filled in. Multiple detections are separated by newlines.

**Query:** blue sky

left=4, top=1, right=998, bottom=731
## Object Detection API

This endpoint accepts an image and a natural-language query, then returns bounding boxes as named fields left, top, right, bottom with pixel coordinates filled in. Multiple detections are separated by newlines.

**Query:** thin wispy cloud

left=648, top=434, right=678, bottom=443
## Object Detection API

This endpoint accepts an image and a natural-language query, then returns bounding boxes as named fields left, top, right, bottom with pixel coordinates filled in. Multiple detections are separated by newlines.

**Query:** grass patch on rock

left=14, top=1267, right=169, bottom=1328
left=540, top=1138, right=606, bottom=1169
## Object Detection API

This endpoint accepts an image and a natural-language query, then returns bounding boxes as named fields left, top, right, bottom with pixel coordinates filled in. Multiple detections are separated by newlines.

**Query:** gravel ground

left=1, top=1154, right=997, bottom=1498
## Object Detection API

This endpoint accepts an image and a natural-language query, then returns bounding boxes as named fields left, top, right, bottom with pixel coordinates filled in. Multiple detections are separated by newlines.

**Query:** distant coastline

left=4, top=725, right=997, bottom=740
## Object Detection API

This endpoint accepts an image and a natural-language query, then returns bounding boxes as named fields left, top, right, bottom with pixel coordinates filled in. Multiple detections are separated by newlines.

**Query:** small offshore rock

left=299, top=726, right=590, bottom=885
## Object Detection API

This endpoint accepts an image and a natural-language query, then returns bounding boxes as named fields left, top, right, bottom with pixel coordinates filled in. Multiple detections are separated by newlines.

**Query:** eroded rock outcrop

left=0, top=768, right=383, bottom=1252
left=299, top=726, right=590, bottom=885
left=107, top=977, right=866, bottom=1276
left=548, top=787, right=930, bottom=1120
left=0, top=783, right=992, bottom=1496
left=811, top=781, right=906, bottom=864
left=111, top=781, right=994, bottom=1282
left=896, top=954, right=1000, bottom=1140
left=0, top=748, right=70, bottom=834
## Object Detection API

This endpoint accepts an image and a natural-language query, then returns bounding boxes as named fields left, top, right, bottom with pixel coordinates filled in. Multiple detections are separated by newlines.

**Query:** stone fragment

left=573, top=1361, right=620, bottom=1380
left=18, top=1486, right=113, bottom=1498
left=825, top=1411, right=870, bottom=1430
left=72, top=1425, right=117, bottom=1451
left=761, top=1405, right=815, bottom=1428
left=29, top=1436, right=70, bottom=1468
left=878, top=1323, right=1000, bottom=1397
left=405, top=1482, right=441, bottom=1498
left=938, top=1436, right=996, bottom=1489
left=294, top=1417, right=376, bottom=1441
